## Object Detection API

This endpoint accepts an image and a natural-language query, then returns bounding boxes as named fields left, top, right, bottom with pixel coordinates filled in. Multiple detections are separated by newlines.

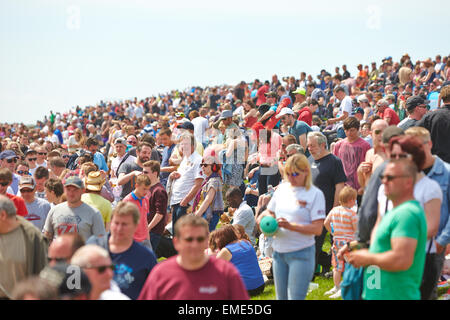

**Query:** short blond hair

left=339, top=186, right=357, bottom=206
left=283, top=153, right=312, bottom=190
left=111, top=201, right=140, bottom=225
left=405, top=127, right=431, bottom=143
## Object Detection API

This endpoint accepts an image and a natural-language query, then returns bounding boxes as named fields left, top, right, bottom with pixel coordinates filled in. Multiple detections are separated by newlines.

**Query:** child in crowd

left=324, top=186, right=358, bottom=299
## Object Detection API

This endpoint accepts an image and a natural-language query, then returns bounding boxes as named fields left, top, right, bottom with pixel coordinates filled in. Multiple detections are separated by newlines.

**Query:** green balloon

left=260, top=216, right=278, bottom=236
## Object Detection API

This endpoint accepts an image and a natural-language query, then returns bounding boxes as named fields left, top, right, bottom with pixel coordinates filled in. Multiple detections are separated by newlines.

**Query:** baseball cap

left=219, top=110, right=233, bottom=120
left=357, top=95, right=369, bottom=103
left=0, top=150, right=18, bottom=160
left=292, top=88, right=306, bottom=96
left=64, top=176, right=84, bottom=189
left=406, top=95, right=429, bottom=111
left=276, top=107, right=295, bottom=119
left=114, top=138, right=127, bottom=146
left=178, top=121, right=195, bottom=131
left=19, top=176, right=36, bottom=190
left=382, top=126, right=404, bottom=144
left=354, top=107, right=364, bottom=115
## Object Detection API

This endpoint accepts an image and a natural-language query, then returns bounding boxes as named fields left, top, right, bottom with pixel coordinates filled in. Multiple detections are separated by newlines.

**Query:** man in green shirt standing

left=346, top=159, right=427, bottom=300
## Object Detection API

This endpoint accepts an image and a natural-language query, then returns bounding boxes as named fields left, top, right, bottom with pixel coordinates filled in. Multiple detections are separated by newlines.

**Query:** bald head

left=48, top=233, right=85, bottom=266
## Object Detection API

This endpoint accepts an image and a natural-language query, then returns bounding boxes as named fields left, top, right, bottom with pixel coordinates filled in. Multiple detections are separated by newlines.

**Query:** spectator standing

left=87, top=201, right=157, bottom=300
left=138, top=215, right=249, bottom=300
left=19, top=176, right=51, bottom=232
left=257, top=154, right=326, bottom=300
left=0, top=195, right=48, bottom=300
left=323, top=186, right=358, bottom=299
left=143, top=160, right=168, bottom=251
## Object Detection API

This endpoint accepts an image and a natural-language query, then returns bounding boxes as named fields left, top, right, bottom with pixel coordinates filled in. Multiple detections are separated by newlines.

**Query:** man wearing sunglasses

left=19, top=176, right=51, bottom=232
left=25, top=149, right=38, bottom=177
left=0, top=195, right=48, bottom=300
left=345, top=159, right=427, bottom=300
left=139, top=215, right=249, bottom=300
left=71, top=245, right=129, bottom=300
left=35, top=146, right=48, bottom=169
left=398, top=95, right=429, bottom=131
left=0, top=150, right=20, bottom=195
left=87, top=201, right=157, bottom=300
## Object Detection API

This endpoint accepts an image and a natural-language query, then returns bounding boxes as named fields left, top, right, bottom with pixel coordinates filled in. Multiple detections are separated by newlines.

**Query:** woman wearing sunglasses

left=257, top=153, right=326, bottom=300
left=192, top=153, right=223, bottom=232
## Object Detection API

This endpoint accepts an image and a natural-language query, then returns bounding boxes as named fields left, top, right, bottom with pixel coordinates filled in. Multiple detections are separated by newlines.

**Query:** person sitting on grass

left=324, top=185, right=358, bottom=299
left=210, top=224, right=265, bottom=297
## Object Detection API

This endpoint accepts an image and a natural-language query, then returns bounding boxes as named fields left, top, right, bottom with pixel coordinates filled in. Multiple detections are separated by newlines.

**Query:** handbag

left=420, top=239, right=440, bottom=300
left=340, top=263, right=364, bottom=300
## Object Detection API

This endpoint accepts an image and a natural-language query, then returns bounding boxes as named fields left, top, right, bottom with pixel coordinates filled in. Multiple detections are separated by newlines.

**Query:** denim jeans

left=203, top=211, right=220, bottom=232
left=171, top=203, right=188, bottom=234
left=273, top=245, right=316, bottom=300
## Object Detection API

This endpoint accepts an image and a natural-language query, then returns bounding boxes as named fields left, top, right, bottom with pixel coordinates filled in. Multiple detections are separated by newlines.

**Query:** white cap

left=276, top=107, right=295, bottom=119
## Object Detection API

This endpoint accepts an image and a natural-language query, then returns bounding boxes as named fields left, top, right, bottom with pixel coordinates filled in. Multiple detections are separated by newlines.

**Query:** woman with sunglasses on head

left=257, top=154, right=326, bottom=300
left=192, top=151, right=223, bottom=232
left=375, top=135, right=442, bottom=300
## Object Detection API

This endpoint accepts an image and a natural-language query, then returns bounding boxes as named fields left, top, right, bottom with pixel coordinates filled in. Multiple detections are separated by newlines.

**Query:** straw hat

left=84, top=171, right=105, bottom=192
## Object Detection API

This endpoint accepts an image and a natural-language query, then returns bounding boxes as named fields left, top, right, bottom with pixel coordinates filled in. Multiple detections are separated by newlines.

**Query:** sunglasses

left=200, top=163, right=210, bottom=167
left=47, top=256, right=68, bottom=263
left=380, top=174, right=409, bottom=182
left=27, top=157, right=37, bottom=161
left=17, top=170, right=30, bottom=175
left=20, top=188, right=34, bottom=193
left=390, top=153, right=409, bottom=160
left=62, top=155, right=70, bottom=159
left=0, top=181, right=9, bottom=187
left=38, top=152, right=47, bottom=156
left=287, top=169, right=307, bottom=177
left=182, top=236, right=206, bottom=243
left=83, top=264, right=116, bottom=274
left=127, top=141, right=137, bottom=145
left=142, top=170, right=151, bottom=174
left=6, top=158, right=17, bottom=163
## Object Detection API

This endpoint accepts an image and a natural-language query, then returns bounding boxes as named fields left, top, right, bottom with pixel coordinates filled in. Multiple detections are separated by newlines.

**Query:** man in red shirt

left=0, top=168, right=28, bottom=217
left=376, top=98, right=400, bottom=125
left=298, top=99, right=319, bottom=126
left=142, top=160, right=168, bottom=251
left=138, top=215, right=249, bottom=300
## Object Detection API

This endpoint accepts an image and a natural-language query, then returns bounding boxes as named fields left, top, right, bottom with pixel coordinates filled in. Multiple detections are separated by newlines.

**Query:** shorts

left=331, top=239, right=347, bottom=273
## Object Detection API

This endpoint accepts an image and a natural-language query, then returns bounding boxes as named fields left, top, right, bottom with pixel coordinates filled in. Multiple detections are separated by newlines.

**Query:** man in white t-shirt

left=110, top=138, right=136, bottom=201
left=327, top=86, right=354, bottom=139
left=190, top=108, right=209, bottom=148
left=169, top=133, right=204, bottom=232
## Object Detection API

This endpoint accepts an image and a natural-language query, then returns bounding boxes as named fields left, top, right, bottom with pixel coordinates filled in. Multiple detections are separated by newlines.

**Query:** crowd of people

left=1, top=53, right=450, bottom=300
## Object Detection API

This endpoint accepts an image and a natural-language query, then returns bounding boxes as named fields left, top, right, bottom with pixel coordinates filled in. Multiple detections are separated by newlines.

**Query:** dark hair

left=44, top=178, right=64, bottom=198
left=34, top=166, right=49, bottom=180
left=343, top=116, right=360, bottom=130
left=225, top=186, right=243, bottom=200
left=85, top=137, right=98, bottom=147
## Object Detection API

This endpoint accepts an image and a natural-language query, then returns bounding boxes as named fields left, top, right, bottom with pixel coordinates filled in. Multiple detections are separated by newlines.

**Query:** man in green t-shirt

left=346, top=159, right=427, bottom=300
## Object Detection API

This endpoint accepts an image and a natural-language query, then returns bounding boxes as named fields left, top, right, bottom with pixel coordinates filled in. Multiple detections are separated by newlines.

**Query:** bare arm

left=259, top=109, right=275, bottom=123
left=277, top=218, right=325, bottom=236
left=194, top=187, right=216, bottom=217
left=180, top=178, right=204, bottom=207
left=216, top=247, right=232, bottom=261
left=347, top=237, right=418, bottom=271
left=424, top=198, right=441, bottom=239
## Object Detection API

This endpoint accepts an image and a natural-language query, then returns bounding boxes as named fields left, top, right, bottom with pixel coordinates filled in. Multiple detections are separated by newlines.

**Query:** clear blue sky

left=1, top=0, right=449, bottom=125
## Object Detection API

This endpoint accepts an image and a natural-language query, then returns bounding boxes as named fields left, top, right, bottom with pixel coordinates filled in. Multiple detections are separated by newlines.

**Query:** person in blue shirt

left=87, top=201, right=157, bottom=300
left=210, top=225, right=265, bottom=297
left=85, top=137, right=108, bottom=172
